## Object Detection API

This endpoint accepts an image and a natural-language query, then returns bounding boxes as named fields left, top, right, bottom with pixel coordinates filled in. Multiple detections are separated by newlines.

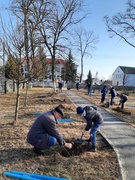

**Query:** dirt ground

left=0, top=87, right=127, bottom=180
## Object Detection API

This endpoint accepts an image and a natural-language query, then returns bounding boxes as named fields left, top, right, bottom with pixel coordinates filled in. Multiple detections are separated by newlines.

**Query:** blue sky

left=79, top=0, right=135, bottom=80
left=1, top=0, right=135, bottom=81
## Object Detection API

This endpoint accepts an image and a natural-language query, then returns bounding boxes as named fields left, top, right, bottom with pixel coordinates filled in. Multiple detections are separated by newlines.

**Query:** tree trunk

left=13, top=80, right=15, bottom=92
left=24, top=82, right=29, bottom=106
left=80, top=56, right=83, bottom=82
left=14, top=82, right=20, bottom=124
left=52, top=54, right=56, bottom=93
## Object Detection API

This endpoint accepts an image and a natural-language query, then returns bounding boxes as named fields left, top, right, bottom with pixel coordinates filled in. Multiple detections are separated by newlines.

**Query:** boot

left=33, top=147, right=45, bottom=156
left=88, top=146, right=96, bottom=152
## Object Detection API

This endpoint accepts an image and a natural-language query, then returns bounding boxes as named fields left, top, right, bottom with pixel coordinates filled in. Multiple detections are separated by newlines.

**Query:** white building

left=21, top=57, right=79, bottom=82
left=112, top=66, right=135, bottom=87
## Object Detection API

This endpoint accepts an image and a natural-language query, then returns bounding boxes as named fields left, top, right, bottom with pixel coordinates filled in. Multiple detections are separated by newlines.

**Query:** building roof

left=46, top=58, right=65, bottom=65
left=119, top=66, right=135, bottom=74
left=20, top=57, right=65, bottom=65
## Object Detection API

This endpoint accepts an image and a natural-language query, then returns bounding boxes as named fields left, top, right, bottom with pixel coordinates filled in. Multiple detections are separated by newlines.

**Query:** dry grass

left=0, top=88, right=120, bottom=180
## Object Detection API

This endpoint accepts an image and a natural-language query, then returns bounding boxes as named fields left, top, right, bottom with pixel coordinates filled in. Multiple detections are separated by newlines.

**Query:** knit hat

left=76, top=106, right=84, bottom=114
left=55, top=106, right=64, bottom=116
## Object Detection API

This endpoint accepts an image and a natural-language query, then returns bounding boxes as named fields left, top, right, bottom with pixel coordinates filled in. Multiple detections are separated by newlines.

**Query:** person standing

left=27, top=106, right=72, bottom=155
left=76, top=82, right=79, bottom=90
left=109, top=86, right=117, bottom=105
left=100, top=85, right=108, bottom=103
left=89, top=86, right=92, bottom=96
left=58, top=82, right=63, bottom=93
left=76, top=106, right=104, bottom=152
left=118, top=93, right=128, bottom=109
left=85, top=80, right=91, bottom=95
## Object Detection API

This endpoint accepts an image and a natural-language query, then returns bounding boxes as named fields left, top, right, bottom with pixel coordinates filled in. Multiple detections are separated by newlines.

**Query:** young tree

left=104, top=0, right=135, bottom=48
left=4, top=42, right=25, bottom=124
left=30, top=0, right=86, bottom=91
left=10, top=0, right=37, bottom=106
left=0, top=0, right=42, bottom=123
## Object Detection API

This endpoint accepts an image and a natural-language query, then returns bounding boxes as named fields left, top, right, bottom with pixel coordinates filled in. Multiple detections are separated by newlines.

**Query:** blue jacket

left=101, top=87, right=107, bottom=95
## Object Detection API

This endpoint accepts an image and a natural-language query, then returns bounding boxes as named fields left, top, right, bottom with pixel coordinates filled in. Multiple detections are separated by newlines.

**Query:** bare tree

left=73, top=27, right=98, bottom=82
left=104, top=0, right=135, bottom=48
left=10, top=0, right=36, bottom=106
left=0, top=0, right=47, bottom=123
left=0, top=16, right=26, bottom=124
left=10, top=0, right=49, bottom=105
left=30, top=0, right=86, bottom=91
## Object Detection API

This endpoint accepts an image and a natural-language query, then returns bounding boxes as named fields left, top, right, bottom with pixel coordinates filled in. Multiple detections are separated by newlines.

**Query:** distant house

left=112, top=66, right=135, bottom=87
left=45, top=58, right=65, bottom=82
left=21, top=57, right=79, bottom=82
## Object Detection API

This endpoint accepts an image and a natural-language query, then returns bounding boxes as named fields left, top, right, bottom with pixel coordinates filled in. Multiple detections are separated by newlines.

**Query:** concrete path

left=65, top=90, right=135, bottom=180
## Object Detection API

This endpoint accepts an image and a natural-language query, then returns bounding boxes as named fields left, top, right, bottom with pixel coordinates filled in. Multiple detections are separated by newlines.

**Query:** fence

left=0, top=80, right=16, bottom=94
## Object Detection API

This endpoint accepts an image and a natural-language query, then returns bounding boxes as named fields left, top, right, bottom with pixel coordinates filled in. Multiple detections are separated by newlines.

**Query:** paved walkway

left=65, top=90, right=135, bottom=180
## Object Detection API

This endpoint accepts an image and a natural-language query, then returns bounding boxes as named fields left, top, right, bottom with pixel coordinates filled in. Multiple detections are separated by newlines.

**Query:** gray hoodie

left=83, top=106, right=104, bottom=131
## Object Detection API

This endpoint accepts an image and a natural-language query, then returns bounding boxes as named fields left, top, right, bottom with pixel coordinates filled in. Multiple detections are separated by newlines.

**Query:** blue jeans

left=101, top=94, right=106, bottom=103
left=110, top=96, right=115, bottom=105
left=49, top=136, right=57, bottom=147
left=90, top=124, right=102, bottom=147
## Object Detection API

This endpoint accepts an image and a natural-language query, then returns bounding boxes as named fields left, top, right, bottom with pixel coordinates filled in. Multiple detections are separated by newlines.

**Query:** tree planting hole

left=60, top=141, right=91, bottom=157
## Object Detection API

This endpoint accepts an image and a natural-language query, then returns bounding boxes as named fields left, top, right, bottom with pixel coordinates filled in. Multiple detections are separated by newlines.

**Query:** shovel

left=75, top=133, right=84, bottom=143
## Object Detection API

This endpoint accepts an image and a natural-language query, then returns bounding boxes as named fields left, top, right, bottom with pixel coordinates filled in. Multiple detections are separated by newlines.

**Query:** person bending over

left=76, top=106, right=104, bottom=152
left=118, top=93, right=128, bottom=109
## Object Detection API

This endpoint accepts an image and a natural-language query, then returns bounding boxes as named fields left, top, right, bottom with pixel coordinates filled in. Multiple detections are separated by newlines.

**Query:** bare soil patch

left=0, top=88, right=119, bottom=180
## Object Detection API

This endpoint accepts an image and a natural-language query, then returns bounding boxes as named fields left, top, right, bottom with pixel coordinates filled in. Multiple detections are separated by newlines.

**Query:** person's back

left=84, top=106, right=103, bottom=127
left=76, top=106, right=104, bottom=152
left=120, top=94, right=128, bottom=100
left=110, top=87, right=116, bottom=97
left=119, top=93, right=128, bottom=109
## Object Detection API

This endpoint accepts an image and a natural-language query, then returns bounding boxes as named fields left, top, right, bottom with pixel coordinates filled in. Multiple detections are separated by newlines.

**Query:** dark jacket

left=109, top=87, right=117, bottom=97
left=83, top=106, right=104, bottom=131
left=27, top=110, right=65, bottom=148
left=58, top=82, right=63, bottom=88
left=101, top=87, right=108, bottom=95
left=120, top=94, right=128, bottom=101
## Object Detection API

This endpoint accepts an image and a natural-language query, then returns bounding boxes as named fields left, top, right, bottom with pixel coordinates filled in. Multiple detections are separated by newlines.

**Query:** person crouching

left=27, top=106, right=72, bottom=155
